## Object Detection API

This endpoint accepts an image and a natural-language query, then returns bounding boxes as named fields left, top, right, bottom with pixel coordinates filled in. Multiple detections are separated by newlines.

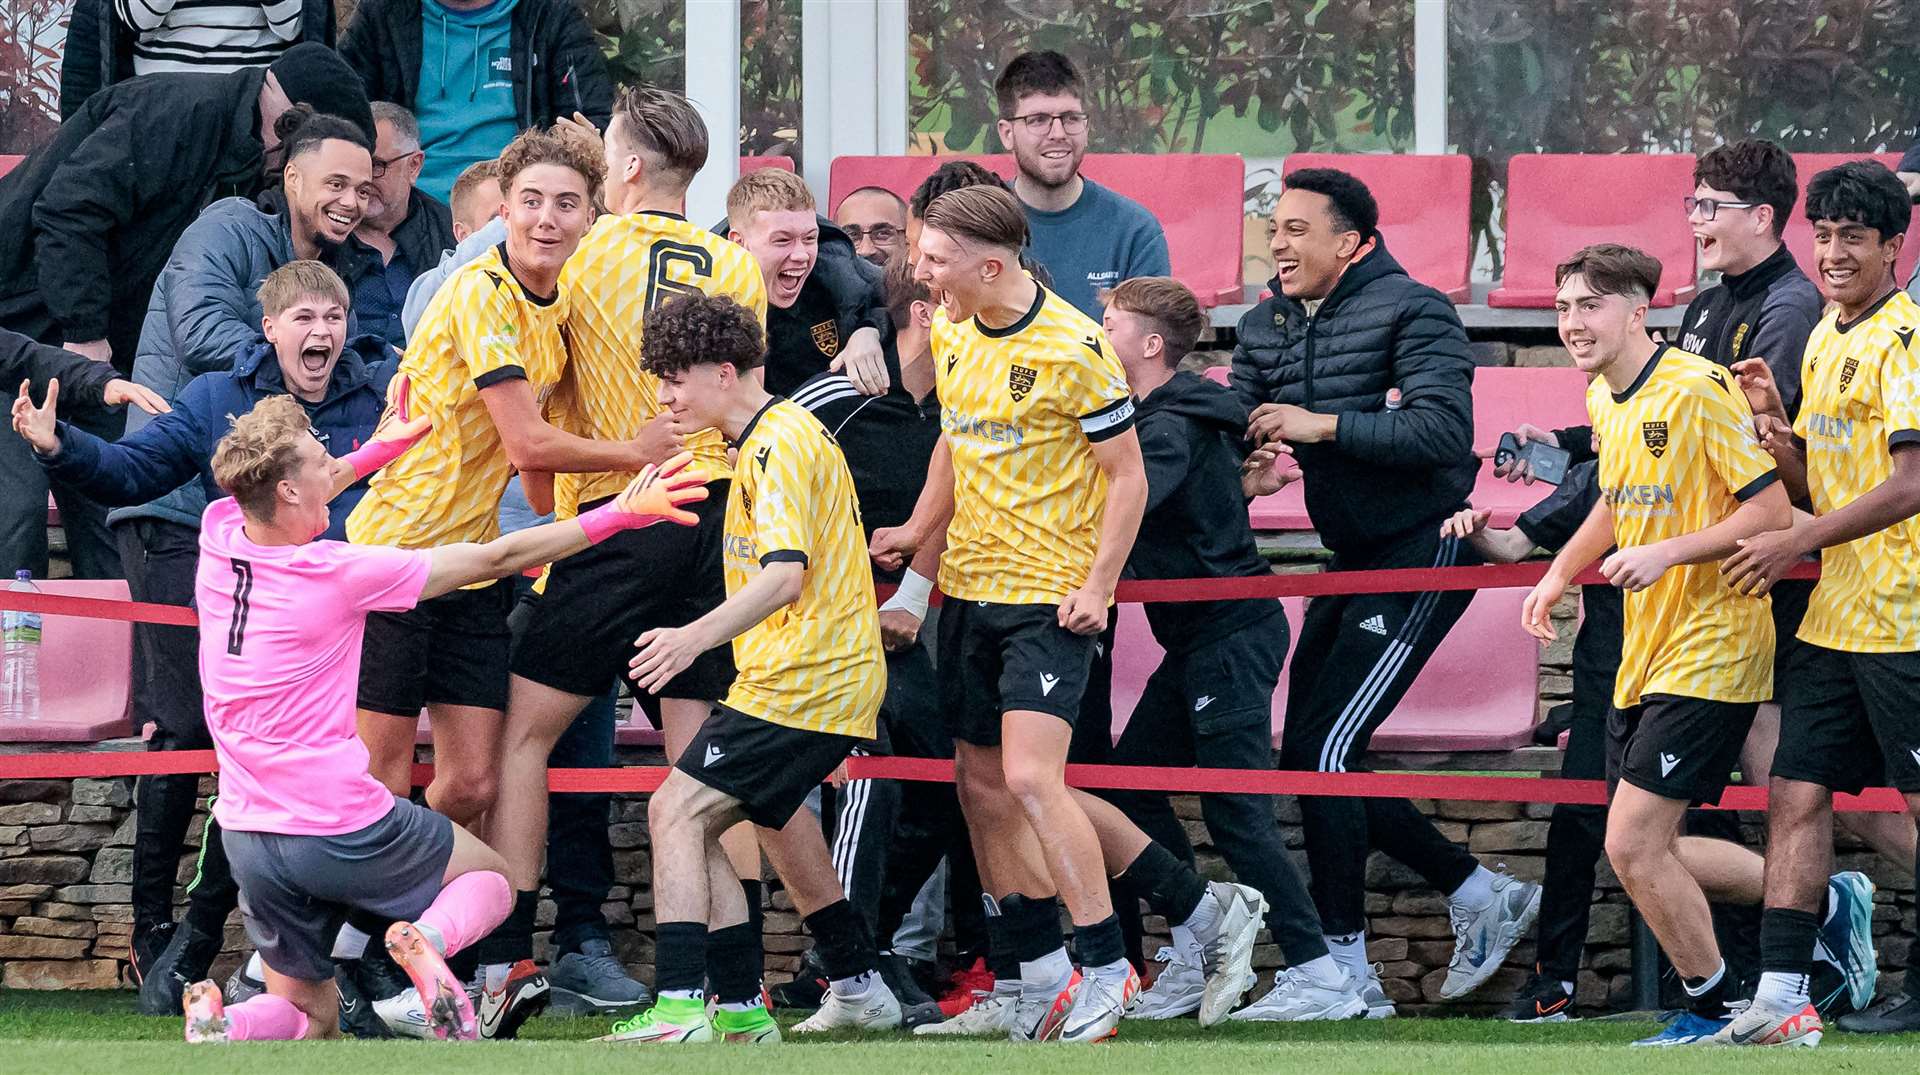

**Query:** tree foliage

left=909, top=0, right=1416, bottom=155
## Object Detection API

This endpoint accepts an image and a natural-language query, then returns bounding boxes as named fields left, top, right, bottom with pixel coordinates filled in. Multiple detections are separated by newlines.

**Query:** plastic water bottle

left=1, top=570, right=42, bottom=722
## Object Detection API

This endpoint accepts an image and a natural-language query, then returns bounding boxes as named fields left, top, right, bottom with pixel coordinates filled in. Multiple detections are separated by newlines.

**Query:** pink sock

left=416, top=869, right=513, bottom=956
left=225, top=993, right=310, bottom=1040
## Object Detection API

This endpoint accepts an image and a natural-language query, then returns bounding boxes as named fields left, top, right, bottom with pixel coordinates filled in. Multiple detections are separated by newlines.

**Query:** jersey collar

left=731, top=396, right=781, bottom=448
left=1835, top=287, right=1899, bottom=335
left=974, top=282, right=1046, bottom=339
left=1610, top=343, right=1667, bottom=404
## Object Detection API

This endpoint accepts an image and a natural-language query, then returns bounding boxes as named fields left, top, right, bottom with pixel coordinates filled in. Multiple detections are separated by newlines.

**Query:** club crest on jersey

left=811, top=320, right=839, bottom=356
left=1009, top=364, right=1038, bottom=402
left=1730, top=321, right=1750, bottom=359
left=1642, top=421, right=1668, bottom=458
left=1839, top=355, right=1859, bottom=392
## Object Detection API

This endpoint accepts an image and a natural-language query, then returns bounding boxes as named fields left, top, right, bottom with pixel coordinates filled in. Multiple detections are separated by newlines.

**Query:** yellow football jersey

left=1794, top=290, right=1920, bottom=653
left=1589, top=346, right=1779, bottom=708
left=721, top=399, right=884, bottom=738
left=932, top=284, right=1135, bottom=605
left=347, top=245, right=570, bottom=550
left=553, top=211, right=768, bottom=511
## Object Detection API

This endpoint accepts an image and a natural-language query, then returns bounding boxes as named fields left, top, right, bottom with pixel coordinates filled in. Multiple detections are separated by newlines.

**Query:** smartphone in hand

left=1494, top=432, right=1570, bottom=485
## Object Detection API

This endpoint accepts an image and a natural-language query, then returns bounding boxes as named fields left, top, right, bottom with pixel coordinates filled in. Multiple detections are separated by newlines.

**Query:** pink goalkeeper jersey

left=196, top=498, right=432, bottom=835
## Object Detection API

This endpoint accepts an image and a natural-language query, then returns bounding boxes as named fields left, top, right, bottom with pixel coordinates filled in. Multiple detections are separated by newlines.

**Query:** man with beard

left=993, top=50, right=1167, bottom=318
left=344, top=103, right=455, bottom=347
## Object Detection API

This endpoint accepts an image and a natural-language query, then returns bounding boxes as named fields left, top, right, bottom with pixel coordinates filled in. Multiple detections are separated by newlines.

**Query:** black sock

left=803, top=899, right=877, bottom=982
left=983, top=894, right=1019, bottom=981
left=1760, top=907, right=1821, bottom=978
left=741, top=879, right=765, bottom=942
left=471, top=890, right=539, bottom=966
left=1115, top=842, right=1207, bottom=925
left=1001, top=893, right=1065, bottom=964
left=707, top=921, right=763, bottom=1005
left=1074, top=915, right=1126, bottom=969
left=655, top=921, right=709, bottom=996
left=1682, top=962, right=1727, bottom=1017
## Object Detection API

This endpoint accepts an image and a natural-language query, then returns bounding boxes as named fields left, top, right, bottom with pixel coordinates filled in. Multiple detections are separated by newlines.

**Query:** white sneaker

left=912, top=988, right=1017, bottom=1036
left=1194, top=881, right=1267, bottom=1027
left=1438, top=872, right=1541, bottom=999
left=791, top=979, right=904, bottom=1033
left=373, top=987, right=437, bottom=1039
left=1125, top=947, right=1208, bottom=1020
left=1058, top=966, right=1140, bottom=1043
left=1230, top=965, right=1369, bottom=1022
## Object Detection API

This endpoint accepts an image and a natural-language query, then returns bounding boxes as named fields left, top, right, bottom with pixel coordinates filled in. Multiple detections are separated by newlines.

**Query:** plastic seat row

left=822, top=151, right=1916, bottom=311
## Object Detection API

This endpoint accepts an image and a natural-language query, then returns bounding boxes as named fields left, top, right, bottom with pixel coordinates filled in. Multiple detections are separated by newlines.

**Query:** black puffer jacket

left=1229, top=240, right=1476, bottom=554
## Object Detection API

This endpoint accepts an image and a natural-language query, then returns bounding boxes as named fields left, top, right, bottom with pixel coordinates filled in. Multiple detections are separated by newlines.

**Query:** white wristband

left=881, top=567, right=934, bottom=620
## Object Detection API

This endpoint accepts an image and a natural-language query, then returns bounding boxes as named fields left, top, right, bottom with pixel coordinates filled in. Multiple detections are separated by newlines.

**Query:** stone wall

left=3, top=765, right=1913, bottom=1015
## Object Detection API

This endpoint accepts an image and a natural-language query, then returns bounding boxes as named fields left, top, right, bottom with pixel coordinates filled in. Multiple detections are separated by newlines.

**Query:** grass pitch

left=6, top=990, right=1920, bottom=1073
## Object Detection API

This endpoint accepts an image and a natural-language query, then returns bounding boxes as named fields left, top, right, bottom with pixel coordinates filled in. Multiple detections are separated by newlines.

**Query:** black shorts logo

left=1009, top=364, right=1037, bottom=402
left=1642, top=421, right=1668, bottom=458
left=1839, top=355, right=1859, bottom=392
left=811, top=320, right=839, bottom=356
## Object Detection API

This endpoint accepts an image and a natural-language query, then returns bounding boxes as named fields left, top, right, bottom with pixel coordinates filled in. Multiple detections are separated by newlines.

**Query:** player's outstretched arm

left=629, top=560, right=805, bottom=694
left=871, top=434, right=954, bottom=572
left=420, top=453, right=707, bottom=599
left=1725, top=444, right=1920, bottom=597
left=328, top=376, right=431, bottom=498
left=479, top=379, right=673, bottom=475
left=1522, top=498, right=1613, bottom=642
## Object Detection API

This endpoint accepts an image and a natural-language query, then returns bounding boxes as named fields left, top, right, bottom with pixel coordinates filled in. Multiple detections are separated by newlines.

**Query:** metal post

left=1413, top=0, right=1448, bottom=154
left=684, top=0, right=741, bottom=226
left=1630, top=905, right=1662, bottom=1011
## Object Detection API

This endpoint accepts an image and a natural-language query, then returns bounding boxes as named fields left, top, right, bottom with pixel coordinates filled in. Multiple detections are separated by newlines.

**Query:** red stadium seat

left=1281, top=154, right=1473, bottom=303
left=1489, top=154, right=1698, bottom=308
left=1201, top=364, right=1230, bottom=386
left=827, top=153, right=1245, bottom=306
left=1784, top=153, right=1918, bottom=290
left=741, top=155, right=795, bottom=174
left=1467, top=366, right=1590, bottom=527
left=0, top=154, right=22, bottom=179
left=1248, top=367, right=1587, bottom=532
left=1110, top=589, right=1538, bottom=753
left=0, top=580, right=133, bottom=743
left=614, top=718, right=665, bottom=749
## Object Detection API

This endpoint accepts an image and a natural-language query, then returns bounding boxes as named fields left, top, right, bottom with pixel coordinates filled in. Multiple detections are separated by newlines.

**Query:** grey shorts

left=222, top=797, right=455, bottom=981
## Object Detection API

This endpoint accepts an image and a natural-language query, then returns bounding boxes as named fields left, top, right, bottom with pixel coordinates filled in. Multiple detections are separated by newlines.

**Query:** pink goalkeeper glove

left=578, top=451, right=709, bottom=544
left=342, top=375, right=431, bottom=480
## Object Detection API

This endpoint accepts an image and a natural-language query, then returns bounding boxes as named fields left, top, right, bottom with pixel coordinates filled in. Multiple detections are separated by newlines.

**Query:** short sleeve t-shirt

left=1588, top=346, right=1779, bottom=707
left=721, top=399, right=884, bottom=738
left=554, top=211, right=767, bottom=511
left=931, top=283, right=1135, bottom=604
left=347, top=244, right=570, bottom=550
left=197, top=498, right=431, bottom=836
left=1794, top=290, right=1920, bottom=652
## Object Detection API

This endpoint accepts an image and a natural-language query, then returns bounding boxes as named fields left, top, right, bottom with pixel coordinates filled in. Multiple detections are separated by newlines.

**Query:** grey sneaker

left=548, top=939, right=651, bottom=1015
left=1360, top=963, right=1396, bottom=1018
left=1438, top=872, right=1541, bottom=999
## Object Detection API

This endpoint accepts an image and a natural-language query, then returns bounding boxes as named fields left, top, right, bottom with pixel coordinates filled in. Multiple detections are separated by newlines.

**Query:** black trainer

left=341, top=944, right=413, bottom=1001
left=129, top=920, right=177, bottom=989
left=1837, top=992, right=1920, bottom=1034
left=1503, top=969, right=1578, bottom=1023
left=137, top=921, right=221, bottom=1015
left=769, top=948, right=829, bottom=1011
left=333, top=963, right=395, bottom=1039
left=880, top=952, right=944, bottom=1029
